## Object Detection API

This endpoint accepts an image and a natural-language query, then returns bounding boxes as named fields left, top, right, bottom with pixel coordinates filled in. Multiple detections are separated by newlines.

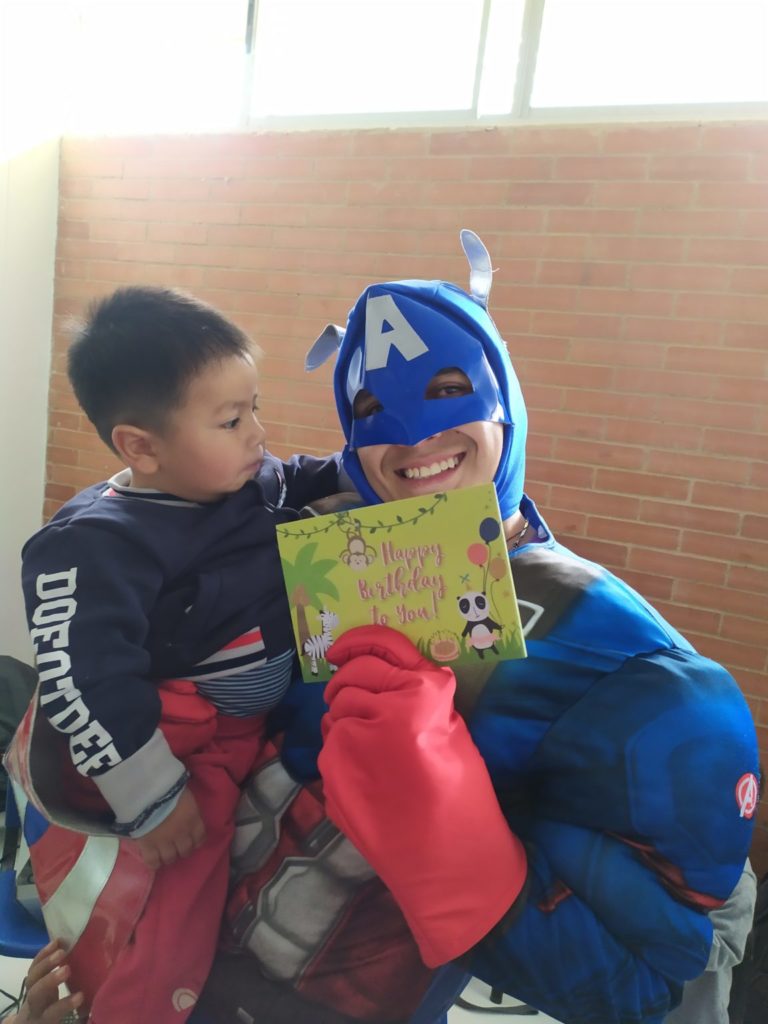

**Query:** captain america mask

left=332, top=276, right=528, bottom=521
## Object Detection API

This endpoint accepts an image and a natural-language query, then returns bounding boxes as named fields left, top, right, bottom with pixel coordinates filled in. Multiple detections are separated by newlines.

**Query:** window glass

left=477, top=0, right=526, bottom=116
left=15, top=0, right=767, bottom=137
left=66, top=0, right=248, bottom=133
left=532, top=0, right=768, bottom=108
left=250, top=0, right=485, bottom=117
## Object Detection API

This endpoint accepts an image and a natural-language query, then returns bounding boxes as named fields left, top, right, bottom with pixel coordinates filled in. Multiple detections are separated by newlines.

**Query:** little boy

left=18, top=286, right=341, bottom=1022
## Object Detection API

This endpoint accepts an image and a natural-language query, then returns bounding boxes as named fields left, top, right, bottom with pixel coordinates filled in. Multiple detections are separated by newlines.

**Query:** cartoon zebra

left=303, top=608, right=339, bottom=675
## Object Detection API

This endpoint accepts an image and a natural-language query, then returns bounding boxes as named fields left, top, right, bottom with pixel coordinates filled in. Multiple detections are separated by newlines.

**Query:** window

left=249, top=0, right=486, bottom=117
left=65, top=1, right=248, bottom=134
left=532, top=0, right=768, bottom=109
left=32, top=0, right=768, bottom=134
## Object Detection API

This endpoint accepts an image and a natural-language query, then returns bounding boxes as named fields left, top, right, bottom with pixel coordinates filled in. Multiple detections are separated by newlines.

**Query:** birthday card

left=276, top=483, right=526, bottom=682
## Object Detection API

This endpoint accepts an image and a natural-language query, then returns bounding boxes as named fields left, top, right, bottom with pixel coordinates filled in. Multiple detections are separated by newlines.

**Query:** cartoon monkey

left=340, top=531, right=376, bottom=570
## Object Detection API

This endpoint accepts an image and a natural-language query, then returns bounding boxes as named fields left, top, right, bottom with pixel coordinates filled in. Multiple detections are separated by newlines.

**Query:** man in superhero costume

left=239, top=230, right=758, bottom=1023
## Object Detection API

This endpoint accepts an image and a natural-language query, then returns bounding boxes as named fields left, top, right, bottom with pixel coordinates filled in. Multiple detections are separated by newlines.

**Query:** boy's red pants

left=84, top=713, right=265, bottom=1023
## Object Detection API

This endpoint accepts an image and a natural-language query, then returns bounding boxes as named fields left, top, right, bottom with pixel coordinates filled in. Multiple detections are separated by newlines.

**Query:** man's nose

left=413, top=431, right=443, bottom=446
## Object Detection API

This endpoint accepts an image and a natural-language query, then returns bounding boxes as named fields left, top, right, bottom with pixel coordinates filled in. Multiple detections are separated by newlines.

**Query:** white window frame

left=240, top=0, right=768, bottom=130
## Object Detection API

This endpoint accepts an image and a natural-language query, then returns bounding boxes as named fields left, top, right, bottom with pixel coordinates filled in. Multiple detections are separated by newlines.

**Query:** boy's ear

left=111, top=424, right=161, bottom=473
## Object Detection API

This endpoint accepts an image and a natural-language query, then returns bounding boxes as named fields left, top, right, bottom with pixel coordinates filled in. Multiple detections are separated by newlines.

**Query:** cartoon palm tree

left=281, top=542, right=340, bottom=648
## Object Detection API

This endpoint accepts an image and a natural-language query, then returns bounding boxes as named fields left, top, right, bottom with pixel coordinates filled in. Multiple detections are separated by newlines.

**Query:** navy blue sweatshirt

left=21, top=452, right=340, bottom=836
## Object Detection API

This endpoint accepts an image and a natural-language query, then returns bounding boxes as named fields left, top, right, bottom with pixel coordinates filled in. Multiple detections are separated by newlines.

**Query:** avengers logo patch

left=736, top=772, right=759, bottom=819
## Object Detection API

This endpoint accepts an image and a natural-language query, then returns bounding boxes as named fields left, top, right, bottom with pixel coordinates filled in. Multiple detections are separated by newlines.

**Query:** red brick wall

left=50, top=123, right=768, bottom=868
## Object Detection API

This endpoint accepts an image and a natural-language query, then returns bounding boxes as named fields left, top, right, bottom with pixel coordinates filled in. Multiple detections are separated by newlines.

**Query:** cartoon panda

left=457, top=591, right=501, bottom=659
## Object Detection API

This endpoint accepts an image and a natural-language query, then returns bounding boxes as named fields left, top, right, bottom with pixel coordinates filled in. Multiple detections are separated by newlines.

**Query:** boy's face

left=148, top=353, right=265, bottom=502
left=355, top=369, right=504, bottom=503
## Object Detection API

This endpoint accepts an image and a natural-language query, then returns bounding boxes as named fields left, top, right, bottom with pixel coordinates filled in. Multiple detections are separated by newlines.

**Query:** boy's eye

left=222, top=417, right=240, bottom=430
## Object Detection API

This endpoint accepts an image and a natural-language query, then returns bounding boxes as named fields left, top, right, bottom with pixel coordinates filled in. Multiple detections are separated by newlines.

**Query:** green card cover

left=277, top=483, right=526, bottom=682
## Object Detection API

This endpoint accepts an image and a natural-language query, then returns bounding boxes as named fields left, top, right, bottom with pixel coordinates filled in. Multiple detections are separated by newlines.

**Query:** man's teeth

left=403, top=457, right=459, bottom=480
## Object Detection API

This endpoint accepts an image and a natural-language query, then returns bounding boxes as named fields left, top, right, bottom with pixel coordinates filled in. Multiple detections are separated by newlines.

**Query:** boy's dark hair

left=67, top=286, right=254, bottom=452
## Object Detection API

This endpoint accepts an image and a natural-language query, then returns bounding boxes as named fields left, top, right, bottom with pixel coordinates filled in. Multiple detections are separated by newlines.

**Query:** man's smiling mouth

left=397, top=453, right=464, bottom=480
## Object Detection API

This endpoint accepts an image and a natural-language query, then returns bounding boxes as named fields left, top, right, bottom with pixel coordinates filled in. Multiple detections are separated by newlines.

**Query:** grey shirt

left=665, top=860, right=757, bottom=1024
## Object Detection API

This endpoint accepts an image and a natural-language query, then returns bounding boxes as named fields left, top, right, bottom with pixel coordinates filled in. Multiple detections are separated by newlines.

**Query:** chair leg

left=0, top=987, right=22, bottom=1016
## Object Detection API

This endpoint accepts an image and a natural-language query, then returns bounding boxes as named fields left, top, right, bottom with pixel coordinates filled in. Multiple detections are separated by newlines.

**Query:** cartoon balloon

left=479, top=517, right=500, bottom=543
left=467, top=543, right=488, bottom=566
left=489, top=556, right=507, bottom=580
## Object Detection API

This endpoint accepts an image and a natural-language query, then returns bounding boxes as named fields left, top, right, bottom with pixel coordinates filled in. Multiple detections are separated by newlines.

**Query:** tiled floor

left=1, top=956, right=563, bottom=1023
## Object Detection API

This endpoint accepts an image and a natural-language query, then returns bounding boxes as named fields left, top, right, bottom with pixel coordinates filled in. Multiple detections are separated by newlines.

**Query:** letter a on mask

left=364, top=294, right=428, bottom=370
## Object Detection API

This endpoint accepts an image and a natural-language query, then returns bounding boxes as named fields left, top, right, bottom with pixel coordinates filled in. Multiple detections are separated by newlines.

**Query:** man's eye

left=353, top=390, right=383, bottom=419
left=425, top=368, right=473, bottom=400
left=222, top=417, right=240, bottom=430
left=427, top=381, right=472, bottom=400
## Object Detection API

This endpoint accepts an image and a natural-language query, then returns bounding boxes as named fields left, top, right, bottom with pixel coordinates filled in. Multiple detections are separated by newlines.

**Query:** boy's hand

left=9, top=938, right=84, bottom=1024
left=133, top=786, right=206, bottom=869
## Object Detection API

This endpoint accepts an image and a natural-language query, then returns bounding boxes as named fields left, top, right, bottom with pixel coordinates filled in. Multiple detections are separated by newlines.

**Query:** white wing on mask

left=306, top=231, right=492, bottom=368
left=305, top=323, right=346, bottom=371
left=460, top=228, right=493, bottom=310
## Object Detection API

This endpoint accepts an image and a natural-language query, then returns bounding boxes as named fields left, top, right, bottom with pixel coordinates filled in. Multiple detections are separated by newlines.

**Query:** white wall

left=0, top=3, right=62, bottom=662
left=0, top=141, right=59, bottom=663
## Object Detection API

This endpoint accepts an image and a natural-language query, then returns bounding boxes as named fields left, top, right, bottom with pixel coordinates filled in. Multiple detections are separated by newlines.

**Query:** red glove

left=319, top=625, right=527, bottom=967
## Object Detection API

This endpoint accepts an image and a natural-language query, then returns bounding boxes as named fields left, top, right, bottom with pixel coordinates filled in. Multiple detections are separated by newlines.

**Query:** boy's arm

left=22, top=520, right=188, bottom=840
left=132, top=785, right=206, bottom=868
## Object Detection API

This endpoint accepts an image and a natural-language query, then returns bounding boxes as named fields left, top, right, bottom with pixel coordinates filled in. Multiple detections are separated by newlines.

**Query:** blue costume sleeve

left=278, top=452, right=342, bottom=510
left=459, top=540, right=758, bottom=1024
left=529, top=648, right=757, bottom=899
left=468, top=838, right=688, bottom=1024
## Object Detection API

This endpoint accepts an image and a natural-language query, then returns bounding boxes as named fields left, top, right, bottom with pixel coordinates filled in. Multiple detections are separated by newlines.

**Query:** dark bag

left=729, top=871, right=768, bottom=1024
left=0, top=655, right=37, bottom=799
